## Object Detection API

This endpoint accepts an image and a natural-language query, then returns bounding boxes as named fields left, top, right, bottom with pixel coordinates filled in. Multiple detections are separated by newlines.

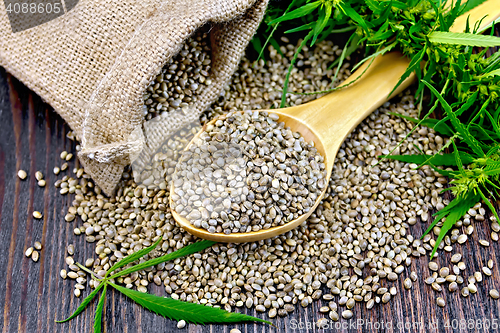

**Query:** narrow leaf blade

left=94, top=284, right=107, bottom=333
left=421, top=80, right=484, bottom=157
left=384, top=152, right=475, bottom=166
left=109, top=240, right=216, bottom=279
left=105, top=237, right=162, bottom=278
left=269, top=2, right=320, bottom=24
left=55, top=282, right=104, bottom=323
left=429, top=31, right=500, bottom=47
left=109, top=282, right=272, bottom=326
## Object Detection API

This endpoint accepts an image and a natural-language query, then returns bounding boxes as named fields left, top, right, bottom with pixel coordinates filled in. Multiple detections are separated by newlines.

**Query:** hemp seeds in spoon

left=171, top=110, right=327, bottom=234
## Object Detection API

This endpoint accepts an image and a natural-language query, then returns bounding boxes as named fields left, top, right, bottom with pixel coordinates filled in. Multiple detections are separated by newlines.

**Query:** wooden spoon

left=170, top=0, right=500, bottom=243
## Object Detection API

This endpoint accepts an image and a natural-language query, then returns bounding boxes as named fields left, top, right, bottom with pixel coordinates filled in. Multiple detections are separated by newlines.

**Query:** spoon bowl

left=171, top=110, right=329, bottom=243
left=170, top=0, right=500, bottom=242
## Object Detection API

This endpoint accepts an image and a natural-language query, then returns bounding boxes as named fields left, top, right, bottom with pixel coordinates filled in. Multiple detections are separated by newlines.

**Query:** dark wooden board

left=1, top=68, right=500, bottom=333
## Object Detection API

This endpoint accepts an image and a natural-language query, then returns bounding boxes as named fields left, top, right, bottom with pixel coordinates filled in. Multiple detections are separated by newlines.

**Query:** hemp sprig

left=56, top=238, right=272, bottom=332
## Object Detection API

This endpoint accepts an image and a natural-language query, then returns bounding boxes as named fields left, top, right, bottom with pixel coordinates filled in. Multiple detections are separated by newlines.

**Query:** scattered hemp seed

left=38, top=180, right=46, bottom=187
left=34, top=241, right=42, bottom=250
left=18, top=170, right=27, bottom=180
left=436, top=297, right=445, bottom=307
left=490, top=289, right=499, bottom=299
left=177, top=320, right=186, bottom=329
left=342, top=310, right=353, bottom=319
left=60, top=151, right=68, bottom=160
left=65, top=153, right=73, bottom=161
left=31, top=250, right=39, bottom=262
left=60, top=269, right=67, bottom=279
left=35, top=171, right=43, bottom=181
left=53, top=167, right=60, bottom=175
left=479, top=239, right=490, bottom=247
left=33, top=211, right=42, bottom=219
left=229, top=329, right=241, bottom=333
left=25, top=247, right=34, bottom=258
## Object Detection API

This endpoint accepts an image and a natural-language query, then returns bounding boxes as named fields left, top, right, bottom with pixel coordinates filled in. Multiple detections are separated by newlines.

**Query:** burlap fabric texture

left=0, top=0, right=268, bottom=194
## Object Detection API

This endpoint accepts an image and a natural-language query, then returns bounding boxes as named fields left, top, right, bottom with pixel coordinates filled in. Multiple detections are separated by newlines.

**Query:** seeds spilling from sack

left=55, top=37, right=496, bottom=323
left=170, top=110, right=327, bottom=234
left=142, top=31, right=211, bottom=120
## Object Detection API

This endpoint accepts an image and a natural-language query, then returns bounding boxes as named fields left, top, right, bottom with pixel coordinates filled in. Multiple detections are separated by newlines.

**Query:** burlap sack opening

left=0, top=0, right=268, bottom=195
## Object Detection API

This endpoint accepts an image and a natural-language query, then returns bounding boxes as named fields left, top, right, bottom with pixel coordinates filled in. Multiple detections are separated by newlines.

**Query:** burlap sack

left=0, top=0, right=268, bottom=195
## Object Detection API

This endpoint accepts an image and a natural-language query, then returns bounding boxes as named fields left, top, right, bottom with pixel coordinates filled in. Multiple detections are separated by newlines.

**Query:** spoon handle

left=282, top=51, right=413, bottom=174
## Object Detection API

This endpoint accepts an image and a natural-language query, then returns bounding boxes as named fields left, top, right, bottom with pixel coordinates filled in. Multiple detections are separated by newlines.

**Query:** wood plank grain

left=0, top=68, right=500, bottom=333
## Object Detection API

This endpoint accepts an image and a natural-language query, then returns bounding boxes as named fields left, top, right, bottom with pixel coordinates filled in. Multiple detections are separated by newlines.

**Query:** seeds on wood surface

left=446, top=275, right=457, bottom=283
left=53, top=38, right=458, bottom=320
left=448, top=282, right=458, bottom=292
left=25, top=247, right=34, bottom=258
left=404, top=278, right=412, bottom=289
left=85, top=258, right=94, bottom=267
left=425, top=277, right=435, bottom=285
left=457, top=234, right=468, bottom=244
left=31, top=250, right=39, bottom=262
left=65, top=213, right=75, bottom=222
left=53, top=167, right=60, bottom=175
left=451, top=253, right=462, bottom=263
left=490, top=289, right=499, bottom=299
left=34, top=241, right=42, bottom=250
left=436, top=297, right=445, bottom=307
left=61, top=163, right=68, bottom=171
left=60, top=151, right=68, bottom=160
left=468, top=284, right=477, bottom=294
left=66, top=256, right=74, bottom=266
left=38, top=180, right=46, bottom=187
left=18, top=170, right=27, bottom=180
left=67, top=244, right=74, bottom=255
left=317, top=318, right=328, bottom=328
left=342, top=310, right=353, bottom=319
left=67, top=271, right=78, bottom=279
left=33, top=211, right=42, bottom=219
left=483, top=267, right=492, bottom=276
left=461, top=287, right=470, bottom=297
left=35, top=171, right=43, bottom=181
left=431, top=283, right=442, bottom=292
left=75, top=283, right=85, bottom=290
left=65, top=153, right=73, bottom=161
left=428, top=262, right=438, bottom=271
left=474, top=271, right=483, bottom=282
left=410, top=272, right=417, bottom=282
left=230, top=329, right=241, bottom=333
left=457, top=262, right=466, bottom=270
left=171, top=110, right=326, bottom=234
left=177, top=320, right=186, bottom=329
left=319, top=306, right=329, bottom=313
left=60, top=269, right=67, bottom=279
left=478, top=239, right=490, bottom=247
left=488, top=259, right=494, bottom=269
left=74, top=289, right=81, bottom=297
left=439, top=267, right=449, bottom=277
left=329, top=311, right=339, bottom=321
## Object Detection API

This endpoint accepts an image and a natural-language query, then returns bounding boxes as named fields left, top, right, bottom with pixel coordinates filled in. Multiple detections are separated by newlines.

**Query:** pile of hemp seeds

left=50, top=34, right=499, bottom=327
left=171, top=110, right=327, bottom=234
